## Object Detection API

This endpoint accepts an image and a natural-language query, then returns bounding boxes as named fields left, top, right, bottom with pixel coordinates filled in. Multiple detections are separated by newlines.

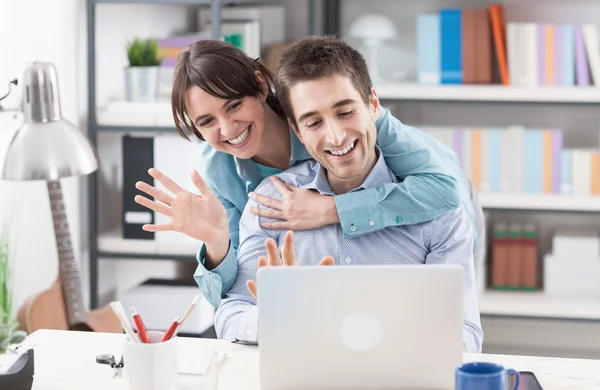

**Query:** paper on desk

left=178, top=350, right=227, bottom=375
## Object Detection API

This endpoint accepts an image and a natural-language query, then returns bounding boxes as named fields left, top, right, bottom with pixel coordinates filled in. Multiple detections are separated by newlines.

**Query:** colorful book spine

left=552, top=130, right=563, bottom=193
left=417, top=14, right=441, bottom=85
left=575, top=26, right=591, bottom=86
left=562, top=25, right=575, bottom=86
left=440, top=9, right=463, bottom=84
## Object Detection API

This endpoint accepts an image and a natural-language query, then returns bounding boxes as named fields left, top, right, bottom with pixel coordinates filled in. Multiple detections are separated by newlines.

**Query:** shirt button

left=369, top=219, right=375, bottom=226
left=350, top=224, right=356, bottom=231
left=345, top=257, right=352, bottom=264
left=396, top=216, right=403, bottom=223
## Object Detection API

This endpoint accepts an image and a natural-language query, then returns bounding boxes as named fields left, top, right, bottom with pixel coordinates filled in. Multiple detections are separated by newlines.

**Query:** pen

left=131, top=307, right=151, bottom=344
left=161, top=316, right=180, bottom=342
left=110, top=301, right=139, bottom=343
left=173, top=294, right=201, bottom=337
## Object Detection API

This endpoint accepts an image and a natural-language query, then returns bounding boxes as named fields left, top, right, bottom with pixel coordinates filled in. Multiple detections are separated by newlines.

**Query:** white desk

left=18, top=329, right=600, bottom=389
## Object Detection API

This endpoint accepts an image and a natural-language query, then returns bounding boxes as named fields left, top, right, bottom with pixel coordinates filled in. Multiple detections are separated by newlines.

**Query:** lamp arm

left=0, top=79, right=18, bottom=103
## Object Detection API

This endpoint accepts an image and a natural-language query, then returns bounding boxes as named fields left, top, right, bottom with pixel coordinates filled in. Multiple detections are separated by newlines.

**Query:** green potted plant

left=0, top=237, right=23, bottom=353
left=124, top=37, right=161, bottom=102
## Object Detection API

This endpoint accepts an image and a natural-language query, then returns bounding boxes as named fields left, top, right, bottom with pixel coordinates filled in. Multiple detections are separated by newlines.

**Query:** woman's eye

left=199, top=119, right=213, bottom=127
left=228, top=101, right=242, bottom=111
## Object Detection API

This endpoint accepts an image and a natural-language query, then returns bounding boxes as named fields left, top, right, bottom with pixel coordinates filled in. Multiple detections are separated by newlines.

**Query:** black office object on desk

left=0, top=348, right=34, bottom=390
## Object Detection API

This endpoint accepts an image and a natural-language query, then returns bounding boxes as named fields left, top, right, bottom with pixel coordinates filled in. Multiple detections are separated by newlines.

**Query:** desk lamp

left=0, top=62, right=99, bottom=389
left=0, top=62, right=99, bottom=332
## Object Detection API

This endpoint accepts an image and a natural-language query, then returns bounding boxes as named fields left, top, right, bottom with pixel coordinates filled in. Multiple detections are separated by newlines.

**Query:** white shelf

left=478, top=193, right=600, bottom=212
left=479, top=290, right=600, bottom=320
left=97, top=228, right=199, bottom=257
left=375, top=83, right=600, bottom=103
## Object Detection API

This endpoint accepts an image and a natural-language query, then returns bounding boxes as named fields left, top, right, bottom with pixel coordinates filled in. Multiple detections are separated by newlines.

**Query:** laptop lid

left=257, top=264, right=464, bottom=390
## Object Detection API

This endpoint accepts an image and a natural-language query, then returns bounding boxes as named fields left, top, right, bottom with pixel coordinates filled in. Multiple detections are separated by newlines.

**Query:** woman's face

left=184, top=85, right=267, bottom=160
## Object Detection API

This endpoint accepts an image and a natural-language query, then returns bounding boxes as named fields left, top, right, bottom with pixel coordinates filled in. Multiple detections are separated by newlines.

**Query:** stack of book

left=544, top=230, right=600, bottom=297
left=416, top=3, right=600, bottom=86
left=421, top=125, right=600, bottom=197
left=489, top=222, right=540, bottom=291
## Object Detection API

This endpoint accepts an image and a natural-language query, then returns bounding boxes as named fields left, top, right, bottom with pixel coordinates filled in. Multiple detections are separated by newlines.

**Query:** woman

left=134, top=39, right=469, bottom=308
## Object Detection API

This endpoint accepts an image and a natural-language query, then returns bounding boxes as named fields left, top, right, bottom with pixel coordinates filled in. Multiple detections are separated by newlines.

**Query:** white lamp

left=348, top=14, right=397, bottom=83
left=0, top=62, right=100, bottom=331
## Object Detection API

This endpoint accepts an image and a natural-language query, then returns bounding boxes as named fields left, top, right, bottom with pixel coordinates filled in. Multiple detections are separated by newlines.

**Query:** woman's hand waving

left=134, top=168, right=230, bottom=265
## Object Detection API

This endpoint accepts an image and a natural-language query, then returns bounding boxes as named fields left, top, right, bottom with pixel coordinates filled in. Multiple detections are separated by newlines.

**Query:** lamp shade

left=0, top=62, right=98, bottom=181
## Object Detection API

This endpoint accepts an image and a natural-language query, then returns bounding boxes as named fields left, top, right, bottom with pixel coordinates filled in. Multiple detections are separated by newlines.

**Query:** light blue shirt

left=214, top=148, right=483, bottom=353
left=195, top=107, right=476, bottom=308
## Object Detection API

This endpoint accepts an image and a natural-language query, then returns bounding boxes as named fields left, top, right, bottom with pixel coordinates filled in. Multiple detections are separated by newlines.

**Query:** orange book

left=592, top=153, right=600, bottom=195
left=471, top=129, right=482, bottom=191
left=544, top=25, right=555, bottom=86
left=543, top=131, right=553, bottom=193
left=488, top=4, right=509, bottom=85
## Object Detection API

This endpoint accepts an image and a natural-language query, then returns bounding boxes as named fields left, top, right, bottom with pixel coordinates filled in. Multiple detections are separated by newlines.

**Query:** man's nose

left=325, top=121, right=346, bottom=146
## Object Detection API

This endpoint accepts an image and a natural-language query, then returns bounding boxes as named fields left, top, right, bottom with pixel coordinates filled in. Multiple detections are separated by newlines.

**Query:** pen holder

left=122, top=330, right=178, bottom=390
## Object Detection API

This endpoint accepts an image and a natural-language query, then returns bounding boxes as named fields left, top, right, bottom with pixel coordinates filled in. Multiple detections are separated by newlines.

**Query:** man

left=214, top=36, right=483, bottom=352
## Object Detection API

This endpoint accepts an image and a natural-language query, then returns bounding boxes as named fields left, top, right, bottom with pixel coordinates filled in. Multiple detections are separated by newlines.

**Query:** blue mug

left=455, top=362, right=520, bottom=390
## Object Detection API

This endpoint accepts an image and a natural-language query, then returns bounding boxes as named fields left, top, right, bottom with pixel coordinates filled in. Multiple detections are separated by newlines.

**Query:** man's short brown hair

left=275, top=35, right=373, bottom=126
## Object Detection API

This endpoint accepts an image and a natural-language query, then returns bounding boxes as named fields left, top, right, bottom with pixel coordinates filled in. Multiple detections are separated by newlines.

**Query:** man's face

left=288, top=75, right=379, bottom=185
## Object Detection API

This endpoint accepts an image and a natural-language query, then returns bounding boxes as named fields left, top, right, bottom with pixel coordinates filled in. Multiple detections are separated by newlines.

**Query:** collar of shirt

left=232, top=126, right=312, bottom=192
left=302, top=146, right=397, bottom=196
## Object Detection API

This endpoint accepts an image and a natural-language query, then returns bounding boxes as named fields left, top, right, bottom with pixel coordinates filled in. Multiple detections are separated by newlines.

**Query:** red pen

left=131, top=307, right=151, bottom=344
left=161, top=316, right=180, bottom=342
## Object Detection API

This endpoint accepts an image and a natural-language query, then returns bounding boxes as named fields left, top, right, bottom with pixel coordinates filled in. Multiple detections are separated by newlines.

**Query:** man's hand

left=246, top=230, right=335, bottom=299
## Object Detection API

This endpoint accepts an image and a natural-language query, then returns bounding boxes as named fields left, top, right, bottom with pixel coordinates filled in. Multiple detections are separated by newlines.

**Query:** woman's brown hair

left=171, top=40, right=285, bottom=141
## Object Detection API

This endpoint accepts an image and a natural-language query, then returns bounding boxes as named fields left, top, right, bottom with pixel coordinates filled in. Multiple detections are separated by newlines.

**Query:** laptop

left=257, top=264, right=464, bottom=390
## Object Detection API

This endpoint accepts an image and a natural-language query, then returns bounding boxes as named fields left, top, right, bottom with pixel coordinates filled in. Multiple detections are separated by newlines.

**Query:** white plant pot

left=124, top=66, right=160, bottom=102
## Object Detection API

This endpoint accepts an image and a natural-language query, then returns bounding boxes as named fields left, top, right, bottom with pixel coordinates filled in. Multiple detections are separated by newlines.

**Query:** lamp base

left=0, top=348, right=34, bottom=390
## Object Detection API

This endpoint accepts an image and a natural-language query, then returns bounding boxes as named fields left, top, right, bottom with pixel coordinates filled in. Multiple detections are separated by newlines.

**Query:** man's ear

left=255, top=70, right=270, bottom=102
left=288, top=118, right=304, bottom=143
left=369, top=87, right=381, bottom=121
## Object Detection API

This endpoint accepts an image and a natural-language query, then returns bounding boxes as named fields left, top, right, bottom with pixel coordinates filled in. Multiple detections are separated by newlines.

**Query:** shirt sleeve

left=213, top=181, right=281, bottom=344
left=193, top=183, right=241, bottom=309
left=424, top=207, right=484, bottom=353
left=335, top=106, right=462, bottom=237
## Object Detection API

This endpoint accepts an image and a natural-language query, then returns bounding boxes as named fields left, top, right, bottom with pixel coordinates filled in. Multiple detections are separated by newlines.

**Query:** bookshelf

left=479, top=290, right=600, bottom=321
left=374, top=83, right=600, bottom=103
left=478, top=193, right=600, bottom=212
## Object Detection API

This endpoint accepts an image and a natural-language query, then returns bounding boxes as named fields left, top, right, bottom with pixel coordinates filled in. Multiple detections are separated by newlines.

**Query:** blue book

left=562, top=25, right=575, bottom=86
left=440, top=8, right=462, bottom=84
left=559, top=149, right=572, bottom=195
left=489, top=129, right=502, bottom=193
left=523, top=130, right=544, bottom=193
left=417, top=13, right=441, bottom=84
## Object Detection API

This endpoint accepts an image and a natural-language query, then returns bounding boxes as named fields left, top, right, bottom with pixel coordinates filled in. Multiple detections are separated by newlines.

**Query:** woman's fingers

left=141, top=223, right=174, bottom=232
left=191, top=170, right=211, bottom=195
left=148, top=168, right=183, bottom=195
left=251, top=206, right=284, bottom=220
left=249, top=192, right=284, bottom=211
left=269, top=176, right=292, bottom=195
left=135, top=181, right=173, bottom=206
left=134, top=195, right=171, bottom=217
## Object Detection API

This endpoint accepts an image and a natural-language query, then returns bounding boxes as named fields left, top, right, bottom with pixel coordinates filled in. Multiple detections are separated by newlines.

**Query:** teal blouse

left=194, top=107, right=476, bottom=308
